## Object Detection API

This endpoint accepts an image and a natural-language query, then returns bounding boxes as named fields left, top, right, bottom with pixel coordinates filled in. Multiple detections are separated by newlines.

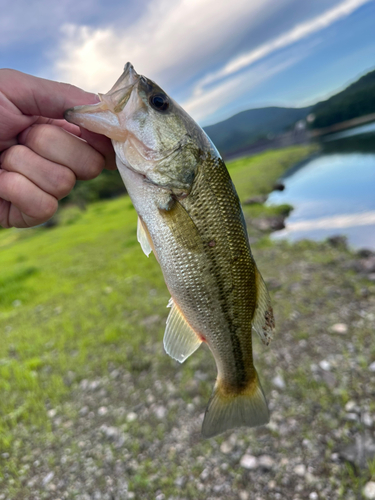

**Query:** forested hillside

left=311, top=68, right=375, bottom=129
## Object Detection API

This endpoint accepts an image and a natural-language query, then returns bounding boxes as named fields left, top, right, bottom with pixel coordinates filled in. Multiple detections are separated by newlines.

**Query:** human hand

left=0, top=69, right=116, bottom=228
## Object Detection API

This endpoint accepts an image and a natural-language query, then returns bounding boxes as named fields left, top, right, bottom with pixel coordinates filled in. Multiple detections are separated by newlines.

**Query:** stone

left=331, top=323, right=348, bottom=334
left=363, top=482, right=375, bottom=499
left=220, top=441, right=233, bottom=454
left=339, top=434, right=375, bottom=470
left=154, top=405, right=167, bottom=419
left=126, top=412, right=137, bottom=422
left=42, top=472, right=54, bottom=487
left=258, top=455, right=275, bottom=470
left=243, top=194, right=268, bottom=205
left=272, top=375, right=286, bottom=390
left=363, top=413, right=373, bottom=427
left=240, top=454, right=258, bottom=470
left=294, top=464, right=306, bottom=476
left=319, top=360, right=331, bottom=371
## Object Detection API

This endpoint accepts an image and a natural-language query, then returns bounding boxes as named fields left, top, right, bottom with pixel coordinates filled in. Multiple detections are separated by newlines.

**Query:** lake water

left=267, top=122, right=375, bottom=250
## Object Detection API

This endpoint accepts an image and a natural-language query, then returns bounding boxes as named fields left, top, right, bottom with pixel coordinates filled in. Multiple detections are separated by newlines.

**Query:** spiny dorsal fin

left=137, top=216, right=153, bottom=257
left=252, top=266, right=275, bottom=346
left=164, top=298, right=202, bottom=363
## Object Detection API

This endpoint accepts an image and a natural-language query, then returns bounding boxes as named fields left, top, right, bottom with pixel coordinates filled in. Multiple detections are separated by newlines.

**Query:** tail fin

left=201, top=373, right=269, bottom=438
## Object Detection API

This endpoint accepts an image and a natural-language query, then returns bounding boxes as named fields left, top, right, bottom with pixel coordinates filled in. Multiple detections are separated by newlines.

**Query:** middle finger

left=19, top=124, right=105, bottom=180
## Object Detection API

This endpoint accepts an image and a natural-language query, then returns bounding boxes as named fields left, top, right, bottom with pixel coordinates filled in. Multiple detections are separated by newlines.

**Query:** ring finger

left=0, top=145, right=76, bottom=200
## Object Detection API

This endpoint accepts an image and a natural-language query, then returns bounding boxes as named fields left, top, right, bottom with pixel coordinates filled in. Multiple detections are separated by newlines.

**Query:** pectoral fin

left=164, top=298, right=202, bottom=363
left=158, top=198, right=203, bottom=252
left=137, top=216, right=153, bottom=257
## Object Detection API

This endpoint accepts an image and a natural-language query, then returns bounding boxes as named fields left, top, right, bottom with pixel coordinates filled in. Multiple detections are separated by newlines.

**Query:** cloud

left=0, top=0, right=97, bottom=49
left=279, top=211, right=375, bottom=232
left=195, top=0, right=372, bottom=91
left=50, top=0, right=371, bottom=123
left=182, top=55, right=303, bottom=122
left=51, top=0, right=286, bottom=92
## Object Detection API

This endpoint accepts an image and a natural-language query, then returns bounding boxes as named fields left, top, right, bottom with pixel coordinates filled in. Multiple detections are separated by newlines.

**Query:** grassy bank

left=1, top=144, right=374, bottom=500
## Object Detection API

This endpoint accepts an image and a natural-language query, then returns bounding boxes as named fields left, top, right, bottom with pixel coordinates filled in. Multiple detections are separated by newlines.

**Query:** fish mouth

left=64, top=62, right=140, bottom=139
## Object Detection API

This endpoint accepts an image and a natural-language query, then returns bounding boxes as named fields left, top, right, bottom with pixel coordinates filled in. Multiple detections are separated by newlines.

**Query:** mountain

left=311, top=68, right=375, bottom=129
left=203, top=106, right=312, bottom=156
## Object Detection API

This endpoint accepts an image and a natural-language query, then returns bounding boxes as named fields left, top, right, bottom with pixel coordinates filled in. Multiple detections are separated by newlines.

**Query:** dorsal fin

left=164, top=298, right=202, bottom=363
left=137, top=216, right=153, bottom=257
left=252, top=266, right=275, bottom=346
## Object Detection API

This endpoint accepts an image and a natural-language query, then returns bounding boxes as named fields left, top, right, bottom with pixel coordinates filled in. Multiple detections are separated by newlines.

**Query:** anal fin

left=137, top=216, right=153, bottom=257
left=164, top=298, right=202, bottom=363
left=252, top=266, right=275, bottom=346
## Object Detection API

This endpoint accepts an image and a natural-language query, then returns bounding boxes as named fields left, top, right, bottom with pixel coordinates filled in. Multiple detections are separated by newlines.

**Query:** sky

left=1, top=0, right=374, bottom=126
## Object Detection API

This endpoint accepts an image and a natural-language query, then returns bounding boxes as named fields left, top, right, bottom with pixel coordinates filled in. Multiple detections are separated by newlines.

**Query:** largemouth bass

left=65, top=63, right=275, bottom=438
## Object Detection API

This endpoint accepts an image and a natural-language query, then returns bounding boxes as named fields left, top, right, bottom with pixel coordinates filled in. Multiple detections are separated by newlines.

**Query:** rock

left=339, top=434, right=375, bottom=470
left=239, top=491, right=249, bottom=500
left=98, top=406, right=108, bottom=416
left=294, top=464, right=306, bottom=476
left=330, top=323, right=348, bottom=334
left=251, top=215, right=286, bottom=232
left=309, top=493, right=319, bottom=500
left=126, top=412, right=137, bottom=422
left=154, top=405, right=167, bottom=419
left=363, top=413, right=373, bottom=427
left=174, top=476, right=186, bottom=488
left=272, top=375, right=286, bottom=390
left=42, top=472, right=54, bottom=487
left=258, top=455, right=275, bottom=470
left=220, top=441, right=233, bottom=454
left=345, top=401, right=359, bottom=413
left=100, top=425, right=120, bottom=441
left=140, top=314, right=160, bottom=327
left=273, top=182, right=285, bottom=191
left=355, top=256, right=375, bottom=274
left=240, top=454, right=258, bottom=470
left=319, top=360, right=331, bottom=371
left=369, top=361, right=375, bottom=372
left=363, top=482, right=375, bottom=499
left=243, top=194, right=268, bottom=205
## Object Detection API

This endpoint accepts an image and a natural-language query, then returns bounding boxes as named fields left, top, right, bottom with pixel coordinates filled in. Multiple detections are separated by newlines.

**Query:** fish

left=64, top=63, right=275, bottom=438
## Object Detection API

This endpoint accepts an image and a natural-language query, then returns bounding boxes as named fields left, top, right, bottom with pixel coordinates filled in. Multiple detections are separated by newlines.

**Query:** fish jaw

left=64, top=62, right=140, bottom=140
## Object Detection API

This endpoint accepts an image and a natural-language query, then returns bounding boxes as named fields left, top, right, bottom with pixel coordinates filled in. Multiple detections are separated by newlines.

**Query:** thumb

left=0, top=69, right=100, bottom=119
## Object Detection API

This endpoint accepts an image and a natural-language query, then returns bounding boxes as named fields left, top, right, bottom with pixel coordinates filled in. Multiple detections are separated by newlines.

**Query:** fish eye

left=149, top=94, right=169, bottom=111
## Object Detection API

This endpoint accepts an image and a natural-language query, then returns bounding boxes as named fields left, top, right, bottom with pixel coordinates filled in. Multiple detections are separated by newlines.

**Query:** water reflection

left=267, top=122, right=375, bottom=249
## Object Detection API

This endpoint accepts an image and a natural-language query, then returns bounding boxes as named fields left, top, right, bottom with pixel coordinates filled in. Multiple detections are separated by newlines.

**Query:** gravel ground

left=1, top=239, right=375, bottom=500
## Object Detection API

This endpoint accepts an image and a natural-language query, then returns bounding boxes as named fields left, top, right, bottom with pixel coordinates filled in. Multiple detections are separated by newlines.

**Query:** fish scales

left=65, top=62, right=275, bottom=438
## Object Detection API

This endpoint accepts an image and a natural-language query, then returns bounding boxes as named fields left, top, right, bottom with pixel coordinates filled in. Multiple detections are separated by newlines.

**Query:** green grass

left=2, top=144, right=348, bottom=498
left=0, top=146, right=317, bottom=451
left=0, top=146, right=317, bottom=449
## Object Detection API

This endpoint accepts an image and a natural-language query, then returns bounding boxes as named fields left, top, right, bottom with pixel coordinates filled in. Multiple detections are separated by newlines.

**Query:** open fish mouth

left=64, top=63, right=140, bottom=140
